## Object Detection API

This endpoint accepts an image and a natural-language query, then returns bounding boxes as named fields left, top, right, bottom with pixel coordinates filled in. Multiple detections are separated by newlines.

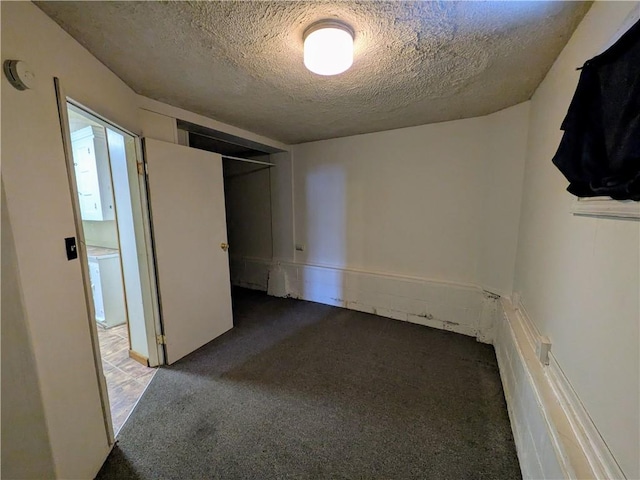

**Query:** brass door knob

left=220, top=242, right=229, bottom=252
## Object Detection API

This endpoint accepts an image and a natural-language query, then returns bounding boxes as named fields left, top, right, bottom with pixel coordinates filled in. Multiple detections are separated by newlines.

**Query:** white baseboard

left=495, top=298, right=625, bottom=480
left=232, top=257, right=500, bottom=342
left=229, top=256, right=271, bottom=291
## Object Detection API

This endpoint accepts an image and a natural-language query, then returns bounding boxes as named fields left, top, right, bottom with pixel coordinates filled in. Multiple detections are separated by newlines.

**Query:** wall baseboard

left=128, top=349, right=149, bottom=367
left=229, top=256, right=271, bottom=291
left=495, top=298, right=625, bottom=480
left=232, top=256, right=499, bottom=342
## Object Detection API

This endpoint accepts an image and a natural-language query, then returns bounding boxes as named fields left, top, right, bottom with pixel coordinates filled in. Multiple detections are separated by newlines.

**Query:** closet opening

left=178, top=121, right=283, bottom=311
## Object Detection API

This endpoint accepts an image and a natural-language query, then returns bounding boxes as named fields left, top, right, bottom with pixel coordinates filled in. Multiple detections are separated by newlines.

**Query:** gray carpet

left=97, top=288, right=521, bottom=479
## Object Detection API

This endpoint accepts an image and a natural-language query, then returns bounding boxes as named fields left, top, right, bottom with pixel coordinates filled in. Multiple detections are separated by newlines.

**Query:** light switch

left=65, top=237, right=78, bottom=260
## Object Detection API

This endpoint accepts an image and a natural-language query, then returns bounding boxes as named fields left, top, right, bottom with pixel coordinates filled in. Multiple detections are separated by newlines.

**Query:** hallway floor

left=97, top=324, right=156, bottom=434
left=97, top=288, right=520, bottom=479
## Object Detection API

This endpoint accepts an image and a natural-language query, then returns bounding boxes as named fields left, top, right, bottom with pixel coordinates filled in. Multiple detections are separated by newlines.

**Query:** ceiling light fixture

left=303, top=20, right=354, bottom=76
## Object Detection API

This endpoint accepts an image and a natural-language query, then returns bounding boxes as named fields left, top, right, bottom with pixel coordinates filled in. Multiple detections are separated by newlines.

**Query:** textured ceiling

left=36, top=1, right=591, bottom=144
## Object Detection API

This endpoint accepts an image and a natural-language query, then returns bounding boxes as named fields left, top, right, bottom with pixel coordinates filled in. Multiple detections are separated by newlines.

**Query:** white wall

left=512, top=2, right=640, bottom=478
left=1, top=183, right=56, bottom=480
left=478, top=106, right=530, bottom=295
left=1, top=3, right=141, bottom=477
left=82, top=220, right=119, bottom=248
left=291, top=102, right=529, bottom=296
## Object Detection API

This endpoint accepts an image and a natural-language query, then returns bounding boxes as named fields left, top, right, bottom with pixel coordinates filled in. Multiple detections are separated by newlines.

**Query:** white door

left=144, top=138, right=233, bottom=364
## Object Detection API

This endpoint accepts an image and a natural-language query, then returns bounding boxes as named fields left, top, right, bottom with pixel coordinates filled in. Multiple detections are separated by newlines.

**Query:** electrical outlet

left=295, top=243, right=305, bottom=252
left=536, top=336, right=551, bottom=366
left=512, top=292, right=522, bottom=309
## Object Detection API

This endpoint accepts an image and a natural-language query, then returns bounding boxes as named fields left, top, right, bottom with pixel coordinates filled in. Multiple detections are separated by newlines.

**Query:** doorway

left=64, top=103, right=160, bottom=435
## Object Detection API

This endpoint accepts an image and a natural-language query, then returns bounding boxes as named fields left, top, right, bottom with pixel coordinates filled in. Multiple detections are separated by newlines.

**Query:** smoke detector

left=3, top=60, right=35, bottom=90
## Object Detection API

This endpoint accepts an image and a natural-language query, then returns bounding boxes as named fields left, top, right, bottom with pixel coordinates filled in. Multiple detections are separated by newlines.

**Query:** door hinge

left=137, top=162, right=146, bottom=176
left=156, top=334, right=166, bottom=345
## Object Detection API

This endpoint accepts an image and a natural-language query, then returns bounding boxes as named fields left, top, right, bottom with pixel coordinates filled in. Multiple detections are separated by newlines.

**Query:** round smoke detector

left=3, top=60, right=35, bottom=90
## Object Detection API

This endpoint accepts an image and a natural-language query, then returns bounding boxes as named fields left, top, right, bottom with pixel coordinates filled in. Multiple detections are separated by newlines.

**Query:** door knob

left=220, top=242, right=229, bottom=252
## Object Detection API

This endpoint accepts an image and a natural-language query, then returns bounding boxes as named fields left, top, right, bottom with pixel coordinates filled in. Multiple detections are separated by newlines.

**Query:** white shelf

left=572, top=197, right=640, bottom=220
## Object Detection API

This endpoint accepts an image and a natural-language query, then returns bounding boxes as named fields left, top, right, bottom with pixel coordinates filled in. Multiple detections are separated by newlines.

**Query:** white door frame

left=65, top=99, right=164, bottom=367
left=54, top=78, right=164, bottom=445
left=55, top=78, right=114, bottom=445
left=133, top=136, right=165, bottom=366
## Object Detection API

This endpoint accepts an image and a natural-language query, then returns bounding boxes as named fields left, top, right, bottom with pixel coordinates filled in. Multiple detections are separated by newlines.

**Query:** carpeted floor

left=96, top=288, right=521, bottom=479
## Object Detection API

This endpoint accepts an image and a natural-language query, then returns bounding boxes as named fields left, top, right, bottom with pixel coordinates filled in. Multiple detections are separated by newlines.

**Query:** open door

left=143, top=139, right=233, bottom=364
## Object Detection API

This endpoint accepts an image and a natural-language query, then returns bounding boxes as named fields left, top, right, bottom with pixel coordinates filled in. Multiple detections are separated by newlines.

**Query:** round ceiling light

left=303, top=20, right=354, bottom=76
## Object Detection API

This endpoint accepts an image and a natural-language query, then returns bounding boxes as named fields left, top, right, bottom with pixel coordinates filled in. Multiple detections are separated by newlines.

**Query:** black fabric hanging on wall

left=552, top=18, right=640, bottom=201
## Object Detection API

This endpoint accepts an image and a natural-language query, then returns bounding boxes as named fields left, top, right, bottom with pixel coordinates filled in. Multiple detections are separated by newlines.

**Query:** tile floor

left=97, top=324, right=156, bottom=434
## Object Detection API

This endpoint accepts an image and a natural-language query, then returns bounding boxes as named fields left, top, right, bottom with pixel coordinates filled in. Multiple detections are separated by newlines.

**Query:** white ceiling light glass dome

left=303, top=20, right=354, bottom=76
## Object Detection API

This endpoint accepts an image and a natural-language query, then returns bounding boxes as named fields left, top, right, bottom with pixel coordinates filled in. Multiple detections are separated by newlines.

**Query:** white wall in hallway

left=512, top=2, right=640, bottom=477
left=82, top=220, right=119, bottom=248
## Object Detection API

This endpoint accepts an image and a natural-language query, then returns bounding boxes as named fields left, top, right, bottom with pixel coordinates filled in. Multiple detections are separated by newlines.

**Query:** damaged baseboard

left=232, top=256, right=501, bottom=343
left=495, top=298, right=624, bottom=480
left=229, top=255, right=271, bottom=291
